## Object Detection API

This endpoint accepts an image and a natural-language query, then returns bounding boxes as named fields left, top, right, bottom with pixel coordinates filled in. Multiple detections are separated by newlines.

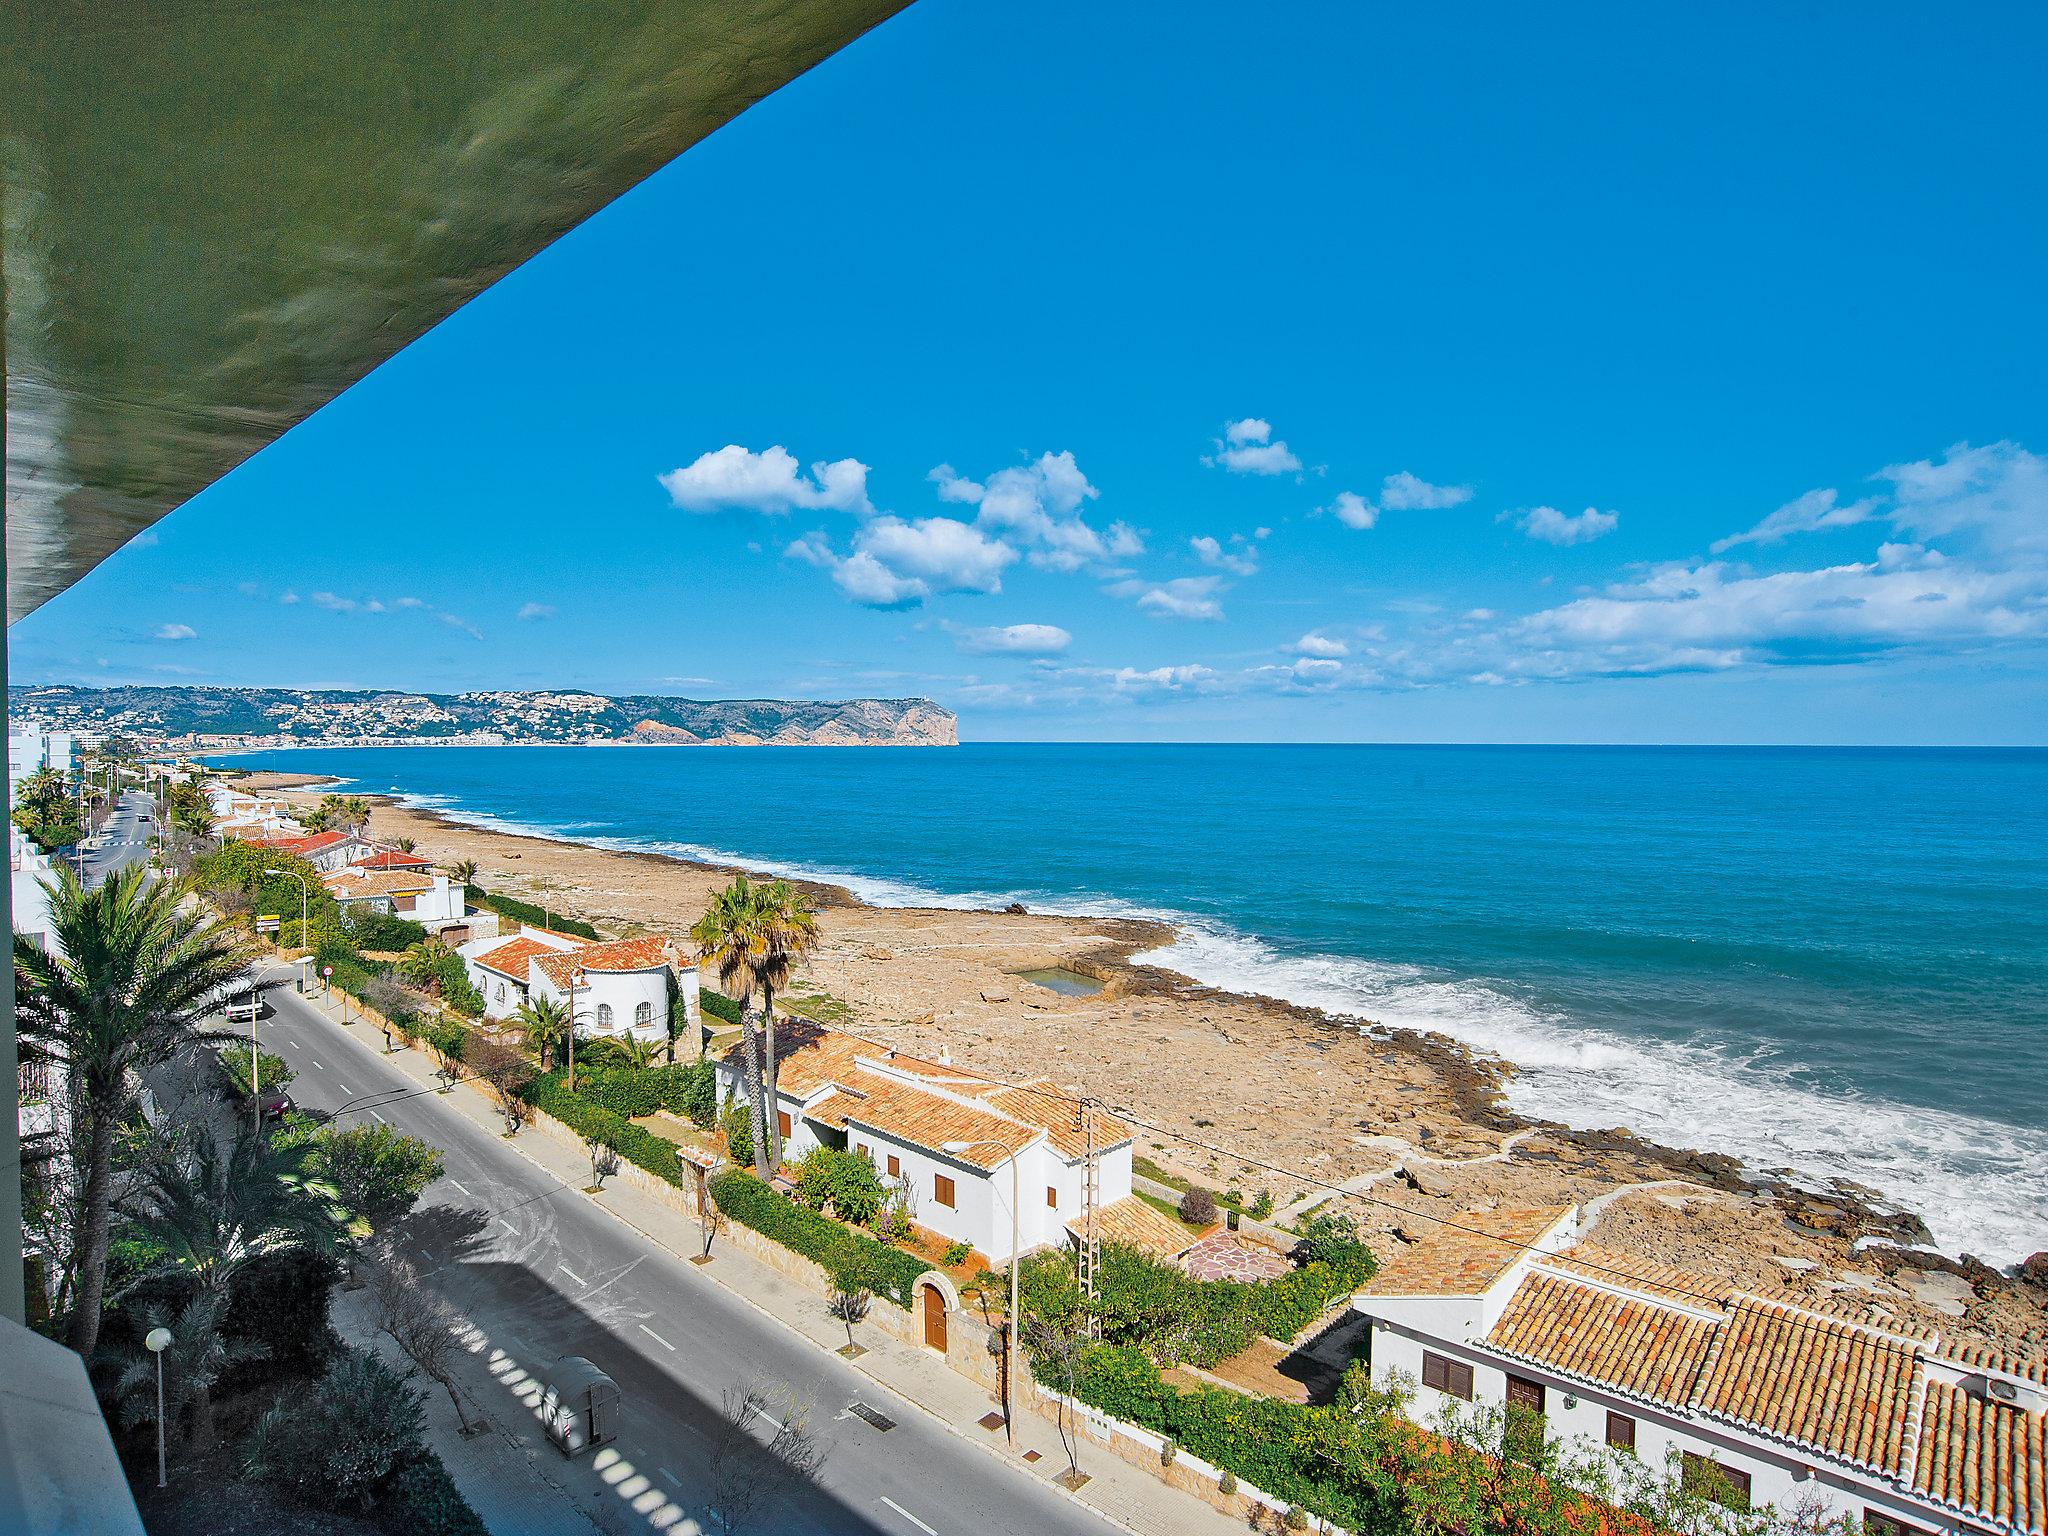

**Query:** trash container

left=540, top=1356, right=620, bottom=1457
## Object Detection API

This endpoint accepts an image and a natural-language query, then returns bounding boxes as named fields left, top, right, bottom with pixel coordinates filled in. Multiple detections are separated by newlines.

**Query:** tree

left=448, top=857, right=479, bottom=885
left=586, top=1137, right=621, bottom=1191
left=828, top=1256, right=876, bottom=1355
left=366, top=1243, right=476, bottom=1435
left=110, top=1288, right=268, bottom=1451
left=163, top=779, right=214, bottom=838
left=704, top=1381, right=829, bottom=1534
left=692, top=876, right=772, bottom=1179
left=312, top=1122, right=444, bottom=1233
left=393, top=836, right=417, bottom=853
left=749, top=880, right=819, bottom=1170
left=1025, top=1315, right=1089, bottom=1487
left=468, top=1036, right=534, bottom=1135
left=14, top=865, right=252, bottom=1359
left=609, top=1032, right=660, bottom=1071
left=243, top=1345, right=427, bottom=1510
left=513, top=992, right=572, bottom=1070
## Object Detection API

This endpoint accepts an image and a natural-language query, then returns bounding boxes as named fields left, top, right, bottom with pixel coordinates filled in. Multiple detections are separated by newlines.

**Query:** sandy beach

left=242, top=770, right=2048, bottom=1359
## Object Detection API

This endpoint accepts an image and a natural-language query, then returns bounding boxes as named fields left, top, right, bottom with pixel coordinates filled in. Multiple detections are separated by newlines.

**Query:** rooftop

left=532, top=935, right=676, bottom=984
left=321, top=867, right=435, bottom=900
left=473, top=933, right=585, bottom=980
left=1357, top=1206, right=1576, bottom=1299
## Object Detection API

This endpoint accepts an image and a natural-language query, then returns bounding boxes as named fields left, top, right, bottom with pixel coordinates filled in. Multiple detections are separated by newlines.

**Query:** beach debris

left=1004, top=902, right=1027, bottom=915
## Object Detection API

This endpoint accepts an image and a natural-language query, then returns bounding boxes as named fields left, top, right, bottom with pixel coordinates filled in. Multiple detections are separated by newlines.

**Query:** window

left=856, top=1143, right=870, bottom=1160
left=934, top=1173, right=957, bottom=1208
left=495, top=982, right=506, bottom=1004
left=596, top=1002, right=613, bottom=1029
left=1504, top=1374, right=1545, bottom=1462
left=635, top=1000, right=652, bottom=1028
left=1046, top=1186, right=1058, bottom=1208
left=1605, top=1412, right=1637, bottom=1453
left=887, top=1154, right=901, bottom=1178
left=1421, top=1351, right=1473, bottom=1400
left=1863, top=1514, right=1929, bottom=1536
left=1681, top=1453, right=1752, bottom=1511
left=777, top=1110, right=791, bottom=1139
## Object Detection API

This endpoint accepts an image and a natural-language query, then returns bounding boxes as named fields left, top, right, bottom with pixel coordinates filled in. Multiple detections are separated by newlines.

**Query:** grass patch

left=782, top=991, right=855, bottom=1025
left=1135, top=1188, right=1209, bottom=1231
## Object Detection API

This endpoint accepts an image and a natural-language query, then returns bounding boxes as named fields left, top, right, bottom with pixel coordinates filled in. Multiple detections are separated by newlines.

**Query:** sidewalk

left=304, top=989, right=1249, bottom=1536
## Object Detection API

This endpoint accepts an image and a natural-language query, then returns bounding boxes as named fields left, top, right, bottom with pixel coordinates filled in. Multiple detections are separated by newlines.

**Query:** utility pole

left=1080, top=1102, right=1100, bottom=1337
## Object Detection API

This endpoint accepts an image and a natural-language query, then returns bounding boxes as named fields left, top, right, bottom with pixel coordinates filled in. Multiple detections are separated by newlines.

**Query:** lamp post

left=145, top=1326, right=173, bottom=1487
left=264, top=866, right=311, bottom=988
left=944, top=1138, right=1022, bottom=1445
left=566, top=967, right=586, bottom=1091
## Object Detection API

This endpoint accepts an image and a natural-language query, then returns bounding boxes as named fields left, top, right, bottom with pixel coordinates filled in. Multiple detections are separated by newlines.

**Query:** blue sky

left=16, top=3, right=2048, bottom=743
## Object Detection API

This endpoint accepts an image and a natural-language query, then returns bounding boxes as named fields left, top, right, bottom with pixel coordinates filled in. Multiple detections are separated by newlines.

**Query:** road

left=77, top=789, right=155, bottom=886
left=255, top=975, right=1120, bottom=1536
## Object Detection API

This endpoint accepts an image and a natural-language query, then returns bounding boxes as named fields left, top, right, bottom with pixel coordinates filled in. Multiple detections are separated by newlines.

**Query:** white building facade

left=459, top=930, right=698, bottom=1048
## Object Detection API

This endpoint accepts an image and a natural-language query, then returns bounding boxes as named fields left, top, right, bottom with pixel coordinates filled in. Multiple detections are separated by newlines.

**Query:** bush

left=244, top=1346, right=426, bottom=1510
left=792, top=1145, right=886, bottom=1226
left=1249, top=1190, right=1275, bottom=1220
left=1179, top=1185, right=1220, bottom=1226
left=701, top=988, right=744, bottom=1028
left=227, top=1249, right=343, bottom=1381
left=1078, top=1241, right=1376, bottom=1368
left=1294, top=1211, right=1367, bottom=1269
left=519, top=1070, right=686, bottom=1189
left=721, top=1100, right=754, bottom=1168
left=574, top=1061, right=716, bottom=1121
left=464, top=884, right=598, bottom=939
left=391, top=1456, right=489, bottom=1536
left=942, top=1239, right=973, bottom=1267
left=344, top=908, right=430, bottom=952
left=709, top=1168, right=928, bottom=1309
left=215, top=1045, right=294, bottom=1098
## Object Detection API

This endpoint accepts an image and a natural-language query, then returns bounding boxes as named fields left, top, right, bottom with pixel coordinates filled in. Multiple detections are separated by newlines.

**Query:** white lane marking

left=559, top=1265, right=587, bottom=1287
left=336, top=1080, right=353, bottom=1095
left=447, top=1179, right=474, bottom=1198
left=658, top=1469, right=681, bottom=1490
left=638, top=1324, right=675, bottom=1352
left=498, top=1218, right=518, bottom=1236
left=310, top=1060, right=326, bottom=1071
left=880, top=1497, right=937, bottom=1535
left=755, top=1409, right=784, bottom=1432
left=286, top=1040, right=300, bottom=1050
left=370, top=1111, right=387, bottom=1125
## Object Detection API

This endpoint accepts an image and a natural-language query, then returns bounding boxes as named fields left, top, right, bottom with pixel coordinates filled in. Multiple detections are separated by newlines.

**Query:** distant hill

left=7, top=686, right=957, bottom=748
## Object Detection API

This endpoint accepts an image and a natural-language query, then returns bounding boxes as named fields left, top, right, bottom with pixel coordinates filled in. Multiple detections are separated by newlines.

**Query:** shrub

left=574, top=1061, right=716, bottom=1121
left=1219, top=1469, right=1238, bottom=1495
left=391, top=1456, right=489, bottom=1536
left=215, top=1045, right=293, bottom=1098
left=463, top=884, right=599, bottom=939
left=721, top=1100, right=754, bottom=1168
left=1294, top=1211, right=1366, bottom=1269
left=792, top=1145, right=885, bottom=1226
left=942, top=1239, right=973, bottom=1268
left=244, top=1346, right=426, bottom=1510
left=1179, top=1185, right=1220, bottom=1226
left=709, top=1169, right=928, bottom=1309
left=1285, top=1505, right=1310, bottom=1530
left=701, top=988, right=744, bottom=1028
left=343, top=908, right=429, bottom=951
left=228, top=1248, right=342, bottom=1380
left=518, top=1070, right=687, bottom=1190
left=1249, top=1190, right=1275, bottom=1220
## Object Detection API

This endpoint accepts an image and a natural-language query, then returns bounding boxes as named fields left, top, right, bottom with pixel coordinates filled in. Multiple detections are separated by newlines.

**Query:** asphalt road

left=78, top=789, right=155, bottom=886
left=255, top=975, right=1119, bottom=1536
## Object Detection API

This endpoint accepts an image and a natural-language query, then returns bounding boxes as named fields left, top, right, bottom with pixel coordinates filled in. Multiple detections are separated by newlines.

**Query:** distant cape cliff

left=8, top=686, right=958, bottom=748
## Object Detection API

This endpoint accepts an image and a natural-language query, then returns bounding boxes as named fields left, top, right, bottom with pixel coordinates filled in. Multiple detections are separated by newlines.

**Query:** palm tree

left=513, top=993, right=573, bottom=1070
left=449, top=858, right=479, bottom=886
left=338, top=795, right=372, bottom=834
left=692, top=877, right=771, bottom=1179
left=109, top=1289, right=268, bottom=1452
left=611, top=1033, right=660, bottom=1071
left=14, top=866, right=253, bottom=1360
left=750, top=880, right=819, bottom=1170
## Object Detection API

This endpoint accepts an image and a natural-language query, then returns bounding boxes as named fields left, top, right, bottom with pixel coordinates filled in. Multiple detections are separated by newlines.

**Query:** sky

left=15, top=3, right=2048, bottom=744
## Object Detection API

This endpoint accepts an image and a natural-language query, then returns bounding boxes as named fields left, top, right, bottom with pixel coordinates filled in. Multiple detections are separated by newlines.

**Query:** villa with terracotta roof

left=713, top=1019, right=1140, bottom=1264
left=1354, top=1205, right=2046, bottom=1536
left=457, top=927, right=699, bottom=1048
left=321, top=864, right=467, bottom=932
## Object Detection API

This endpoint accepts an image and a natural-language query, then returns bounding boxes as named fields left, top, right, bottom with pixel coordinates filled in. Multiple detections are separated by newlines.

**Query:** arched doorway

left=913, top=1270, right=958, bottom=1355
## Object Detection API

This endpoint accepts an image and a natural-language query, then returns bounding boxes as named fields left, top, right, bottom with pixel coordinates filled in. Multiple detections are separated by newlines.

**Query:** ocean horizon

left=215, top=741, right=2048, bottom=1266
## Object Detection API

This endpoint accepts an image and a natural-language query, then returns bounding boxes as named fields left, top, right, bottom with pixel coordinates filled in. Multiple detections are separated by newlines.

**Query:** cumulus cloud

left=1711, top=488, right=1880, bottom=553
left=931, top=450, right=1142, bottom=573
left=153, top=622, right=196, bottom=641
left=784, top=515, right=1017, bottom=608
left=927, top=463, right=985, bottom=504
left=947, top=622, right=1073, bottom=656
left=659, top=444, right=872, bottom=516
left=1379, top=471, right=1473, bottom=511
left=1290, top=633, right=1349, bottom=658
left=516, top=602, right=556, bottom=622
left=1191, top=534, right=1259, bottom=576
left=830, top=551, right=928, bottom=608
left=1515, top=505, right=1620, bottom=546
left=1206, top=418, right=1303, bottom=476
left=1326, top=491, right=1378, bottom=530
left=1114, top=663, right=1218, bottom=692
left=1109, top=575, right=1226, bottom=621
left=439, top=613, right=485, bottom=641
left=1881, top=439, right=2048, bottom=557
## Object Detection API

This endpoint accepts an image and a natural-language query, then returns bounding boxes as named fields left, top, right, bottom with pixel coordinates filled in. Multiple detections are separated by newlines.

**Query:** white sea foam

left=385, top=786, right=2047, bottom=1265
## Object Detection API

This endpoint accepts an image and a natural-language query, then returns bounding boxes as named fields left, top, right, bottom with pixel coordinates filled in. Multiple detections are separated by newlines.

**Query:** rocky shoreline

left=235, top=769, right=2047, bottom=1359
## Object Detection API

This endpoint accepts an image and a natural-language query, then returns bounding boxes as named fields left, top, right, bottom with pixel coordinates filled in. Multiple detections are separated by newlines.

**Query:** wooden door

left=922, top=1285, right=948, bottom=1352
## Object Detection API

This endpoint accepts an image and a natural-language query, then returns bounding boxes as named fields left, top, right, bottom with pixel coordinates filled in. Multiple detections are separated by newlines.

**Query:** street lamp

left=943, top=1138, right=1022, bottom=1445
left=264, top=866, right=311, bottom=988
left=145, top=1326, right=173, bottom=1487
left=566, top=967, right=586, bottom=1090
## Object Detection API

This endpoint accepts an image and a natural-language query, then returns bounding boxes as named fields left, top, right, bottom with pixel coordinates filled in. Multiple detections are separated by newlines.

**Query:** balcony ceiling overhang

left=2, top=0, right=908, bottom=621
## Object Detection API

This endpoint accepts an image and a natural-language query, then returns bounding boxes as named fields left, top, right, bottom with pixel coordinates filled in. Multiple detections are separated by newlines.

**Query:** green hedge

left=519, top=1070, right=689, bottom=1188
left=708, top=1169, right=928, bottom=1309
left=1084, top=1242, right=1376, bottom=1369
left=391, top=1454, right=489, bottom=1536
left=701, top=988, right=744, bottom=1028
left=464, top=885, right=598, bottom=940
left=573, top=1062, right=716, bottom=1123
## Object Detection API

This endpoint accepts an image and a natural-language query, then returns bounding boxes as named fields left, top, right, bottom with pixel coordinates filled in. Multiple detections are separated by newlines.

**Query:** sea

left=214, top=742, right=2048, bottom=1265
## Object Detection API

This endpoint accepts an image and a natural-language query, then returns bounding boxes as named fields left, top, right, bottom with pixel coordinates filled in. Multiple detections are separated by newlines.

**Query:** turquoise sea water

left=219, top=743, right=2048, bottom=1263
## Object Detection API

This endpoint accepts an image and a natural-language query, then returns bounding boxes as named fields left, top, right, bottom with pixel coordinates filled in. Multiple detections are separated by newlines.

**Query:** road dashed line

left=559, top=1265, right=586, bottom=1287
left=880, top=1496, right=937, bottom=1534
left=638, top=1324, right=675, bottom=1352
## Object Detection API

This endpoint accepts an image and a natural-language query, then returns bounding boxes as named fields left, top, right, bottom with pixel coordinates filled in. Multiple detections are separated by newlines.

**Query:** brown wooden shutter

left=1046, top=1186, right=1058, bottom=1208
left=887, top=1154, right=900, bottom=1178
left=1506, top=1374, right=1544, bottom=1414
left=1421, top=1352, right=1447, bottom=1392
left=776, top=1110, right=791, bottom=1138
left=1605, top=1412, right=1636, bottom=1452
left=934, top=1173, right=956, bottom=1208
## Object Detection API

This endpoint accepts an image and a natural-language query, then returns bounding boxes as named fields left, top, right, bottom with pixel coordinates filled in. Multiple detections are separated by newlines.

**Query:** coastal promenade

left=262, top=974, right=1245, bottom=1536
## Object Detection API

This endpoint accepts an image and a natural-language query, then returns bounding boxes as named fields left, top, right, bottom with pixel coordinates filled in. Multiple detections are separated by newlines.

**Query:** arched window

left=596, top=1002, right=613, bottom=1030
left=495, top=982, right=506, bottom=1004
left=635, top=1000, right=653, bottom=1029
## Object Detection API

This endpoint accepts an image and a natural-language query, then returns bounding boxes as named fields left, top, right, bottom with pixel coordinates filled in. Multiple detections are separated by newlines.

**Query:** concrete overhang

left=2, top=0, right=909, bottom=620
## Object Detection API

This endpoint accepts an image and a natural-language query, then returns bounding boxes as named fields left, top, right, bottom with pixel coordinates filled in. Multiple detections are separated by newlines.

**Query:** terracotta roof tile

left=1914, top=1378, right=2046, bottom=1535
left=803, top=1089, right=865, bottom=1131
left=531, top=936, right=674, bottom=985
left=1067, top=1194, right=1196, bottom=1258
left=1487, top=1270, right=1720, bottom=1408
left=1541, top=1241, right=1734, bottom=1308
left=350, top=850, right=434, bottom=871
left=1359, top=1207, right=1575, bottom=1299
left=840, top=1078, right=1040, bottom=1169
left=473, top=935, right=580, bottom=979
left=321, top=867, right=435, bottom=900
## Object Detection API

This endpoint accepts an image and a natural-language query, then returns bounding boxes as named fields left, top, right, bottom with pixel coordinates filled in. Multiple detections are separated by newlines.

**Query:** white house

left=278, top=829, right=378, bottom=873
left=459, top=929, right=699, bottom=1048
left=320, top=865, right=467, bottom=932
left=713, top=1021, right=1142, bottom=1265
left=1353, top=1205, right=2047, bottom=1536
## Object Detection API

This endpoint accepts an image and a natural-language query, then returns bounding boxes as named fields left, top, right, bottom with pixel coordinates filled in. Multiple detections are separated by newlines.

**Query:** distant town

left=6, top=686, right=957, bottom=751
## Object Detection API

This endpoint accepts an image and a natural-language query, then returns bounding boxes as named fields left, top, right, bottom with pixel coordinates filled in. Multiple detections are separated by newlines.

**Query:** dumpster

left=540, top=1357, right=620, bottom=1456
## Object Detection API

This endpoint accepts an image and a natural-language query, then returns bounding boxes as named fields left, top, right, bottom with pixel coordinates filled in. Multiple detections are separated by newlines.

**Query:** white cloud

left=517, top=602, right=556, bottom=622
left=439, top=613, right=484, bottom=641
left=278, top=591, right=300, bottom=605
left=1711, top=488, right=1880, bottom=553
left=927, top=463, right=985, bottom=504
left=658, top=444, right=872, bottom=516
left=1191, top=534, right=1259, bottom=576
left=831, top=551, right=927, bottom=608
left=1516, top=505, right=1620, bottom=546
left=129, top=530, right=160, bottom=549
left=310, top=591, right=357, bottom=612
left=153, top=622, right=196, bottom=641
left=1379, top=471, right=1473, bottom=511
left=1113, top=663, right=1218, bottom=693
left=393, top=596, right=425, bottom=610
left=935, top=450, right=1142, bottom=572
left=947, top=622, right=1073, bottom=656
left=1224, top=418, right=1272, bottom=446
left=1109, top=575, right=1226, bottom=621
left=1207, top=418, right=1302, bottom=476
left=1327, top=491, right=1378, bottom=530
left=858, top=516, right=1017, bottom=594
left=236, top=581, right=260, bottom=597
left=1290, top=633, right=1349, bottom=658
left=1881, top=440, right=2048, bottom=557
